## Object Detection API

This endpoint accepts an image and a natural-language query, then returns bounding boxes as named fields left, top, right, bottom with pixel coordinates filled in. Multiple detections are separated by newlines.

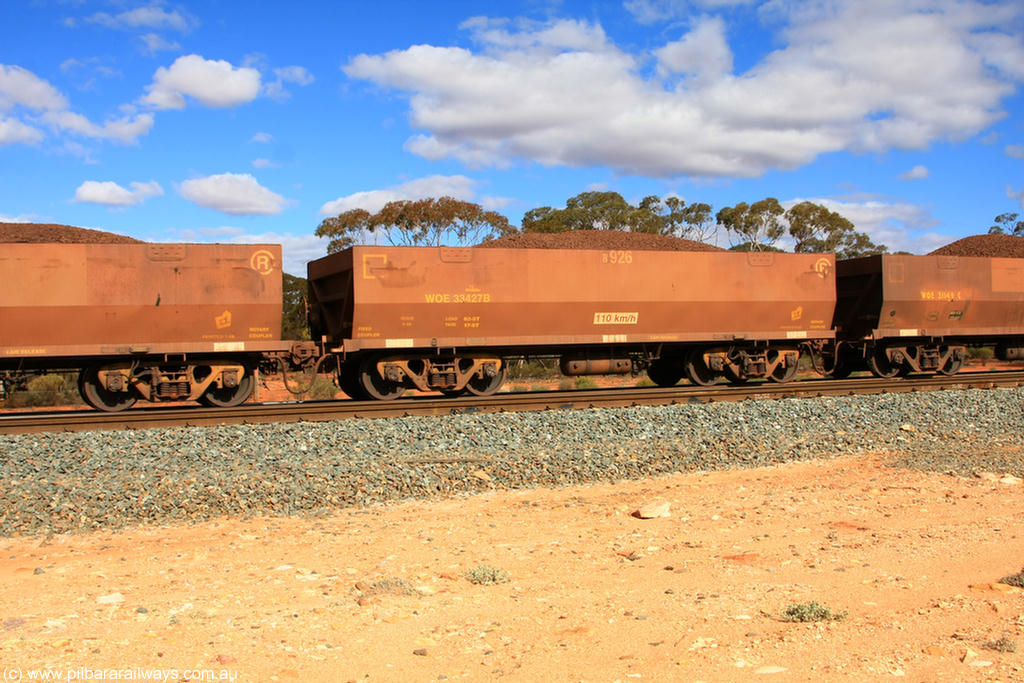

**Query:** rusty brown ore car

left=0, top=243, right=285, bottom=410
left=833, top=254, right=1024, bottom=377
left=308, top=246, right=838, bottom=399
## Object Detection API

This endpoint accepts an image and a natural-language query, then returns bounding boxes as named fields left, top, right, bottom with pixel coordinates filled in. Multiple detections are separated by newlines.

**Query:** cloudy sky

left=2, top=0, right=1023, bottom=273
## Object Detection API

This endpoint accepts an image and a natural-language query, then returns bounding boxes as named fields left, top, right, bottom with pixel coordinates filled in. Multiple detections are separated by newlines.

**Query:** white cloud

left=251, top=132, right=273, bottom=143
left=319, top=174, right=481, bottom=216
left=1006, top=144, right=1024, bottom=159
left=655, top=16, right=733, bottom=83
left=140, top=33, right=181, bottom=54
left=899, top=164, right=929, bottom=180
left=624, top=0, right=756, bottom=24
left=0, top=116, right=44, bottom=146
left=274, top=66, right=314, bottom=86
left=73, top=180, right=163, bottom=207
left=264, top=65, right=315, bottom=101
left=0, top=64, right=67, bottom=112
left=1009, top=186, right=1024, bottom=208
left=345, top=2, right=1024, bottom=178
left=788, top=195, right=947, bottom=254
left=0, top=212, right=43, bottom=223
left=142, top=55, right=262, bottom=109
left=42, top=110, right=154, bottom=144
left=0, top=64, right=153, bottom=146
left=86, top=6, right=196, bottom=32
left=178, top=173, right=291, bottom=216
left=251, top=158, right=276, bottom=168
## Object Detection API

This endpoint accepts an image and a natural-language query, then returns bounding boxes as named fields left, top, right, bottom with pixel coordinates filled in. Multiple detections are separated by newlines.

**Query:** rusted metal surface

left=308, top=246, right=837, bottom=351
left=0, top=243, right=284, bottom=366
left=836, top=254, right=1024, bottom=340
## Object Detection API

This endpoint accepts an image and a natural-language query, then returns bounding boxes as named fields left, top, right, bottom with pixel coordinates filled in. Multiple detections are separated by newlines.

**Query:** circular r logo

left=250, top=249, right=276, bottom=275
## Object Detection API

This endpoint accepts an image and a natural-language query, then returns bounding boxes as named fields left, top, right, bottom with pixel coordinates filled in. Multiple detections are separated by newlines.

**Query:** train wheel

left=466, top=365, right=507, bottom=396
left=866, top=348, right=901, bottom=378
left=646, top=359, right=683, bottom=387
left=685, top=350, right=719, bottom=386
left=938, top=354, right=964, bottom=376
left=198, top=371, right=255, bottom=407
left=359, top=357, right=404, bottom=400
left=78, top=365, right=137, bottom=412
left=829, top=362, right=853, bottom=379
left=338, top=361, right=368, bottom=400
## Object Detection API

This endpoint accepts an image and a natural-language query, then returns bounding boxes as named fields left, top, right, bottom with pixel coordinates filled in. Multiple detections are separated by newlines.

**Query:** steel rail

left=2, top=370, right=1023, bottom=435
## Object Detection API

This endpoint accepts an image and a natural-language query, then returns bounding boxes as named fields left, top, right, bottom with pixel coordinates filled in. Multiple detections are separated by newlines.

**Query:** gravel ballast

left=2, top=388, right=1023, bottom=537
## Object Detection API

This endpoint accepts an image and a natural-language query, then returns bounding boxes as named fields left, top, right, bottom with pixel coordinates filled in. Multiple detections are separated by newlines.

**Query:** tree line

left=315, top=191, right=887, bottom=259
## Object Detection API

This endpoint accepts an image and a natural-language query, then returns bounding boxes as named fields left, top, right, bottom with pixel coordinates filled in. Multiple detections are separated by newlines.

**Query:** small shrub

left=968, top=346, right=994, bottom=361
left=6, top=373, right=81, bottom=408
left=557, top=377, right=575, bottom=391
left=465, top=564, right=510, bottom=585
left=574, top=376, right=598, bottom=389
left=635, top=377, right=656, bottom=388
left=357, top=577, right=415, bottom=598
left=530, top=384, right=548, bottom=392
left=780, top=601, right=847, bottom=623
left=303, top=375, right=339, bottom=400
left=983, top=636, right=1017, bottom=653
left=999, top=567, right=1024, bottom=588
left=507, top=359, right=559, bottom=380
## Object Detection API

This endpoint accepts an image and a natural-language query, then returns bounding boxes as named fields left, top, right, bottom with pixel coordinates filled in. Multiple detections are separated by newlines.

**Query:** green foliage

left=506, top=359, right=559, bottom=379
left=522, top=191, right=717, bottom=242
left=558, top=377, right=576, bottom=391
left=523, top=191, right=637, bottom=233
left=728, top=242, right=786, bottom=252
left=574, top=376, right=598, bottom=389
left=316, top=196, right=513, bottom=253
left=635, top=376, right=656, bottom=387
left=4, top=373, right=82, bottom=408
left=358, top=577, right=415, bottom=598
left=780, top=601, right=848, bottom=623
left=282, top=273, right=310, bottom=341
left=716, top=198, right=786, bottom=251
left=786, top=201, right=886, bottom=258
left=999, top=567, right=1024, bottom=588
left=968, top=346, right=994, bottom=361
left=989, top=212, right=1024, bottom=236
left=297, top=375, right=339, bottom=400
left=465, top=564, right=510, bottom=585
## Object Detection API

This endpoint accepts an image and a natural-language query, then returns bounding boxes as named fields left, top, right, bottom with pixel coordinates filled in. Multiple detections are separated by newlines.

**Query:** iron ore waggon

left=307, top=246, right=838, bottom=399
left=0, top=243, right=287, bottom=411
left=5, top=239, right=1024, bottom=413
left=832, top=254, right=1024, bottom=377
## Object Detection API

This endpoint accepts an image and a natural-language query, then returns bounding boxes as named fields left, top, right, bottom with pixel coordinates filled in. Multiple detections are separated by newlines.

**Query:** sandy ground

left=1, top=453, right=1022, bottom=682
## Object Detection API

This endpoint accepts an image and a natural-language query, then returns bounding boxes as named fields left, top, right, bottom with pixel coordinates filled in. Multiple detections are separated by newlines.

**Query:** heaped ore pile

left=929, top=234, right=1024, bottom=258
left=0, top=222, right=142, bottom=244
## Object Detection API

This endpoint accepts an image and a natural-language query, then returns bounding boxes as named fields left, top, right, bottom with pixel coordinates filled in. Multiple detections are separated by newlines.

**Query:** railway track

left=2, top=370, right=1023, bottom=436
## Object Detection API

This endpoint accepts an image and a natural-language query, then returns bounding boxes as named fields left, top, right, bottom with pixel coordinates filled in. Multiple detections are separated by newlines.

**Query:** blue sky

left=2, top=0, right=1023, bottom=274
